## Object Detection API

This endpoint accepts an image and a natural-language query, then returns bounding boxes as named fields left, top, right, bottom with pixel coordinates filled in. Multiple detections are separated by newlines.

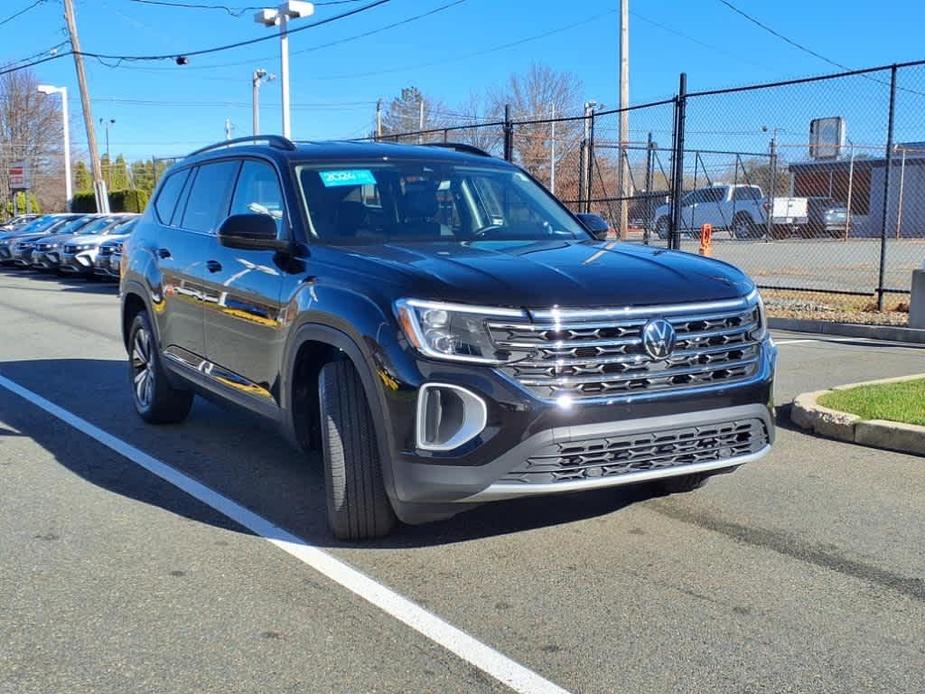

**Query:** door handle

left=206, top=259, right=222, bottom=273
left=157, top=247, right=171, bottom=259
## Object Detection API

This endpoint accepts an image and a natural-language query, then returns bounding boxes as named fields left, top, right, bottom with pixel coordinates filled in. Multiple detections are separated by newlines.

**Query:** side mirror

left=217, top=213, right=288, bottom=251
left=576, top=213, right=611, bottom=240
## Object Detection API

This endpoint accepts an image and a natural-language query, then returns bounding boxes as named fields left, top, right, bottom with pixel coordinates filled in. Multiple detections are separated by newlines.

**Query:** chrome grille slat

left=503, top=418, right=768, bottom=484
left=490, top=299, right=762, bottom=401
left=516, top=357, right=759, bottom=387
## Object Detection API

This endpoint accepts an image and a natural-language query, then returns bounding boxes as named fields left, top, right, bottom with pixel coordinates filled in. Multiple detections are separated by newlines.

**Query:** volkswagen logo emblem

left=642, top=318, right=676, bottom=360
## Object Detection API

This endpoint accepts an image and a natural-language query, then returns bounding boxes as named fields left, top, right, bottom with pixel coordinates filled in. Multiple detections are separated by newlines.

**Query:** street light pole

left=255, top=2, right=315, bottom=139
left=100, top=118, right=114, bottom=188
left=251, top=68, right=274, bottom=136
left=37, top=85, right=72, bottom=212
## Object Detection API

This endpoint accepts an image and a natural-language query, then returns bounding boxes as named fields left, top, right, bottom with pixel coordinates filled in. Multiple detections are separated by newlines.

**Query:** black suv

left=121, top=136, right=776, bottom=540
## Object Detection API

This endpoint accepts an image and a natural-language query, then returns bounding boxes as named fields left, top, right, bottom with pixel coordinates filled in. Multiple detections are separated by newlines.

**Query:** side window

left=229, top=160, right=284, bottom=235
left=733, top=186, right=760, bottom=202
left=180, top=160, right=240, bottom=233
left=154, top=168, right=190, bottom=225
left=703, top=188, right=724, bottom=204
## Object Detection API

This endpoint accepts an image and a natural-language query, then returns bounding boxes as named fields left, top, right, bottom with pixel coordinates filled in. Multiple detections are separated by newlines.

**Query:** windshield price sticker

left=320, top=169, right=377, bottom=187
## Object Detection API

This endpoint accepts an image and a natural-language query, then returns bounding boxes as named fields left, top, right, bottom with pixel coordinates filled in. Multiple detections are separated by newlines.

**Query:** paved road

left=1, top=268, right=923, bottom=693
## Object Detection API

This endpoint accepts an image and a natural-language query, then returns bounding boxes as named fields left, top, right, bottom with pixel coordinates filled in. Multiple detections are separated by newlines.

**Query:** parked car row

left=0, top=212, right=137, bottom=280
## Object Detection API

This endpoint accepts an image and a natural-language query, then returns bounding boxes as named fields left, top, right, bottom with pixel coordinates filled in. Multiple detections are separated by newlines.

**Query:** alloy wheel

left=132, top=327, right=155, bottom=409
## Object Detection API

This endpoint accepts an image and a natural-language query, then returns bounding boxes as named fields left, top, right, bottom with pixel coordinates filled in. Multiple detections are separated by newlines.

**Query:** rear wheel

left=319, top=359, right=397, bottom=540
left=128, top=311, right=193, bottom=424
left=731, top=213, right=759, bottom=239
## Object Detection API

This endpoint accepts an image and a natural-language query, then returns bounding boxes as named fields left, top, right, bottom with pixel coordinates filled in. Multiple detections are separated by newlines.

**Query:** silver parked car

left=59, top=214, right=138, bottom=277
left=94, top=218, right=138, bottom=279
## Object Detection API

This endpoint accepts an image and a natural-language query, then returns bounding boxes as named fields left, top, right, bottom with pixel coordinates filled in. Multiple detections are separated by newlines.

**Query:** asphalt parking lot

left=1, top=267, right=923, bottom=694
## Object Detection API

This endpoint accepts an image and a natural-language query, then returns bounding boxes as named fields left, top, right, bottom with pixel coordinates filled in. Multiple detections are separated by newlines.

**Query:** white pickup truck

left=652, top=184, right=808, bottom=239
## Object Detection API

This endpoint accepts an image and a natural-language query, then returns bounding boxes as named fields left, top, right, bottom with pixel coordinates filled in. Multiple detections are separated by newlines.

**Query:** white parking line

left=0, top=372, right=569, bottom=694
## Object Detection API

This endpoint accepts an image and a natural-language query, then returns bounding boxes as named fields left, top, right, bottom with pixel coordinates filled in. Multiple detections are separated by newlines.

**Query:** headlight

left=395, top=299, right=525, bottom=364
left=747, top=288, right=767, bottom=341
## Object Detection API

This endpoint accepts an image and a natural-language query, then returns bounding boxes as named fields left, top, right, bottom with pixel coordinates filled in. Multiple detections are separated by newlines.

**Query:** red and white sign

left=8, top=161, right=30, bottom=189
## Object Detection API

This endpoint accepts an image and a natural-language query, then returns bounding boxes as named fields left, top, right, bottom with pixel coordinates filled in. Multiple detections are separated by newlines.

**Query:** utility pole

left=63, top=0, right=109, bottom=212
left=99, top=118, right=114, bottom=188
left=549, top=102, right=556, bottom=195
left=618, top=0, right=630, bottom=238
left=418, top=97, right=425, bottom=144
left=375, top=98, right=382, bottom=140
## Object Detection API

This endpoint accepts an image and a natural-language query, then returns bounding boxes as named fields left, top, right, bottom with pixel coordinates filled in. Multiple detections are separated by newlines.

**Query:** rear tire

left=731, top=213, right=758, bottom=239
left=128, top=311, right=193, bottom=424
left=659, top=472, right=711, bottom=494
left=319, top=360, right=397, bottom=540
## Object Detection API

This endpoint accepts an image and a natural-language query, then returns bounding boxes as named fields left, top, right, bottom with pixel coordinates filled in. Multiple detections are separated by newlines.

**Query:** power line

left=0, top=0, right=48, bottom=28
left=317, top=7, right=618, bottom=81
left=0, top=40, right=69, bottom=70
left=107, top=0, right=468, bottom=72
left=127, top=0, right=367, bottom=18
left=715, top=0, right=850, bottom=72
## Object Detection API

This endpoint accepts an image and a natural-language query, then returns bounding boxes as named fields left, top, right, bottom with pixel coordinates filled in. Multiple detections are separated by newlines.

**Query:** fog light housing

left=415, top=383, right=487, bottom=452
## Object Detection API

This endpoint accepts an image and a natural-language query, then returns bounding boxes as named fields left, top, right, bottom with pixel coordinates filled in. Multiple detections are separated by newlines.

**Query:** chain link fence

left=366, top=59, right=925, bottom=325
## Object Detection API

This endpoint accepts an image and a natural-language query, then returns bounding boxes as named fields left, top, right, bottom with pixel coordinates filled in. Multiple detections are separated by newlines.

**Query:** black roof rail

left=187, top=135, right=296, bottom=157
left=420, top=142, right=492, bottom=157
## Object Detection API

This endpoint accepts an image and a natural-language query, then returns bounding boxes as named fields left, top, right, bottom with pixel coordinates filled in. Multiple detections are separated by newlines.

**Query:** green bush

left=5, top=191, right=41, bottom=216
left=69, top=189, right=150, bottom=213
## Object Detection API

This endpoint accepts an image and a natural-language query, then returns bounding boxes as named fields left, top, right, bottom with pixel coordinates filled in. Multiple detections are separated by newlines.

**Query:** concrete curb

left=790, top=374, right=925, bottom=457
left=769, top=317, right=925, bottom=344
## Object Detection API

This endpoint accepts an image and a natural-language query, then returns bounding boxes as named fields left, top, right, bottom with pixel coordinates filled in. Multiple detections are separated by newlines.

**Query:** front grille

left=488, top=298, right=762, bottom=401
left=502, top=418, right=768, bottom=484
left=63, top=244, right=77, bottom=253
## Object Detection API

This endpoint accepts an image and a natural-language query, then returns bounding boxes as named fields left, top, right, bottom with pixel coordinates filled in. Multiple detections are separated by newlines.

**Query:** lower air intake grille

left=502, top=418, right=768, bottom=484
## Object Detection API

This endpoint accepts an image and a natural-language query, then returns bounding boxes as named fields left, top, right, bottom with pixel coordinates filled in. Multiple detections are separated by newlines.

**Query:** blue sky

left=5, top=0, right=925, bottom=161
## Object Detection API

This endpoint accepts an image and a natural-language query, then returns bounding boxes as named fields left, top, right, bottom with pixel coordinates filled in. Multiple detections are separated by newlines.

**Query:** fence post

left=586, top=107, right=596, bottom=213
left=644, top=132, right=654, bottom=245
left=669, top=72, right=687, bottom=251
left=877, top=64, right=898, bottom=311
left=503, top=104, right=514, bottom=162
left=765, top=134, right=777, bottom=241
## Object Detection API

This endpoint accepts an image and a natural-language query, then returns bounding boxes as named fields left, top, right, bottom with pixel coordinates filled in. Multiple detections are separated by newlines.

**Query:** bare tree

left=380, top=86, right=448, bottom=142
left=450, top=91, right=504, bottom=155
left=489, top=64, right=585, bottom=197
left=0, top=69, right=65, bottom=214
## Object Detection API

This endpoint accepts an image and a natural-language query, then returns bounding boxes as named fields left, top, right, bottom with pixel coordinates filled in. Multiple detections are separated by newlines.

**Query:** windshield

left=17, top=216, right=61, bottom=234
left=295, top=161, right=588, bottom=244
left=76, top=217, right=124, bottom=236
left=51, top=216, right=94, bottom=235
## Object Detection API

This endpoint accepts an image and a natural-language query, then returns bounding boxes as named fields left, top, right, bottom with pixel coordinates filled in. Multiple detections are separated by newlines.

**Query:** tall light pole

left=618, top=0, right=630, bottom=239
left=255, top=1, right=315, bottom=139
left=37, top=85, right=72, bottom=212
left=252, top=68, right=275, bottom=136
left=99, top=118, right=115, bottom=187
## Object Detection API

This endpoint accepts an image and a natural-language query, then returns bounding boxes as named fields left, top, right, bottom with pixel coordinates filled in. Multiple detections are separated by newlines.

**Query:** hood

left=319, top=239, right=753, bottom=308
left=33, top=233, right=76, bottom=246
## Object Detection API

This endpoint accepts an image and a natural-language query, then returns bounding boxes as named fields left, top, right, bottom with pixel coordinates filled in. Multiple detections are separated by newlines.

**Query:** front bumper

left=31, top=251, right=60, bottom=270
left=60, top=250, right=97, bottom=274
left=386, top=340, right=777, bottom=505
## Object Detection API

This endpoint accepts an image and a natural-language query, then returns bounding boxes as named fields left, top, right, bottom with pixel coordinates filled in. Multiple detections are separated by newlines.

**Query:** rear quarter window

left=154, top=169, right=191, bottom=225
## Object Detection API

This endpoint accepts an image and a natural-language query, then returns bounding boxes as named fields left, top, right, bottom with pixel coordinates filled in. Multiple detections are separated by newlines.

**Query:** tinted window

left=701, top=188, right=724, bottom=204
left=229, top=160, right=284, bottom=235
left=296, top=162, right=587, bottom=243
left=180, top=161, right=239, bottom=233
left=154, top=169, right=190, bottom=225
left=733, top=186, right=761, bottom=202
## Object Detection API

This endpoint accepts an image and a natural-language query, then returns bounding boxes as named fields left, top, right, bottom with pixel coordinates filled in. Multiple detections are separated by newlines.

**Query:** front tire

left=319, top=360, right=397, bottom=540
left=731, top=213, right=759, bottom=239
left=128, top=311, right=193, bottom=424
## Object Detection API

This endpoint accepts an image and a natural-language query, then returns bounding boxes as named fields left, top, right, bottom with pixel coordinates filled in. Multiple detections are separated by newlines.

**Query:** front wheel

left=319, top=360, right=397, bottom=540
left=128, top=311, right=193, bottom=424
left=655, top=217, right=670, bottom=240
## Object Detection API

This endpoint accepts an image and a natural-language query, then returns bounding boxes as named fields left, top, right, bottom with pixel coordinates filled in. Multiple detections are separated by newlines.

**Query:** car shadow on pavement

left=0, top=357, right=659, bottom=549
